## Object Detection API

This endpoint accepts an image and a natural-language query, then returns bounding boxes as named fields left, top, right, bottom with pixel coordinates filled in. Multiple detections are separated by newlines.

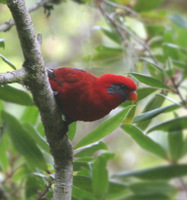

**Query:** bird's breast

left=59, top=88, right=122, bottom=121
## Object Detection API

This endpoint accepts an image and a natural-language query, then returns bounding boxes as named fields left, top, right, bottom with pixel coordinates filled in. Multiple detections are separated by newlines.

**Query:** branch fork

left=1, top=0, right=73, bottom=199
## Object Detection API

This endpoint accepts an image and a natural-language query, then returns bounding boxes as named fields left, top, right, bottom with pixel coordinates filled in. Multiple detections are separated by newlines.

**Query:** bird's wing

left=48, top=67, right=96, bottom=85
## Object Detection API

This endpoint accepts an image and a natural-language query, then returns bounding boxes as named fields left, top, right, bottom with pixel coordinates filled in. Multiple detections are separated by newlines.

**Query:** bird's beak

left=128, top=91, right=138, bottom=103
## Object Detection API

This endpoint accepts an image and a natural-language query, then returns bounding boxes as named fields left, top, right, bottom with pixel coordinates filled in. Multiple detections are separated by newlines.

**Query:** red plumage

left=48, top=67, right=137, bottom=123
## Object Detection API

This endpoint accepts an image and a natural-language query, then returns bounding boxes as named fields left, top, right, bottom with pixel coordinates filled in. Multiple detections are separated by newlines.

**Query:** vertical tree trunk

left=6, top=0, right=73, bottom=199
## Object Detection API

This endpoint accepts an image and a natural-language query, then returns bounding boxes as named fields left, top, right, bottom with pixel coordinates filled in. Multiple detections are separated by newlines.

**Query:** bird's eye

left=119, top=84, right=127, bottom=89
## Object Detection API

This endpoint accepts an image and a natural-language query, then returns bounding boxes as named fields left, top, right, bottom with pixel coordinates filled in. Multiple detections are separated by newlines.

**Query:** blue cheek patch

left=106, top=84, right=129, bottom=101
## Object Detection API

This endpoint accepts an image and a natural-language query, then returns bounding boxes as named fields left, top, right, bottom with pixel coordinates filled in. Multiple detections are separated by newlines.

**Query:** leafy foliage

left=0, top=84, right=33, bottom=105
left=1, top=0, right=187, bottom=199
left=74, top=105, right=134, bottom=149
left=0, top=54, right=16, bottom=69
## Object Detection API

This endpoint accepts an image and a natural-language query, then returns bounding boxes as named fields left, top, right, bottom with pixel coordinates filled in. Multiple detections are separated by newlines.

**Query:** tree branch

left=102, top=0, right=138, bottom=16
left=0, top=18, right=15, bottom=32
left=0, top=0, right=50, bottom=32
left=95, top=0, right=158, bottom=64
left=0, top=68, right=27, bottom=84
left=5, top=0, right=73, bottom=199
left=171, top=77, right=187, bottom=109
left=36, top=180, right=53, bottom=200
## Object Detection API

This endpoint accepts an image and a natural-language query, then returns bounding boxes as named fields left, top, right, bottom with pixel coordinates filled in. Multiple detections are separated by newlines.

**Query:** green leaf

left=140, top=57, right=165, bottom=72
left=74, top=105, right=134, bottom=149
left=12, top=166, right=29, bottom=182
left=121, top=124, right=167, bottom=159
left=73, top=161, right=89, bottom=172
left=170, top=14, right=187, bottom=29
left=133, top=103, right=180, bottom=123
left=137, top=87, right=157, bottom=101
left=129, top=181, right=177, bottom=196
left=21, top=106, right=39, bottom=124
left=0, top=133, right=9, bottom=170
left=100, top=28, right=121, bottom=44
left=147, top=116, right=187, bottom=133
left=91, top=153, right=114, bottom=199
left=84, top=45, right=123, bottom=63
left=2, top=111, right=47, bottom=170
left=134, top=0, right=164, bottom=12
left=114, top=164, right=187, bottom=180
left=163, top=43, right=187, bottom=54
left=156, top=93, right=180, bottom=105
left=146, top=24, right=165, bottom=38
left=76, top=157, right=94, bottom=162
left=181, top=137, right=187, bottom=157
left=136, top=94, right=165, bottom=130
left=33, top=172, right=48, bottom=179
left=44, top=190, right=53, bottom=200
left=0, top=0, right=6, bottom=3
left=130, top=73, right=169, bottom=89
left=107, top=181, right=129, bottom=199
left=0, top=100, right=4, bottom=125
left=73, top=176, right=92, bottom=192
left=168, top=130, right=183, bottom=161
left=0, top=54, right=16, bottom=70
left=22, top=122, right=50, bottom=154
left=0, top=85, right=33, bottom=106
left=74, top=141, right=108, bottom=157
left=37, top=123, right=45, bottom=137
left=163, top=29, right=179, bottom=60
left=68, top=122, right=76, bottom=141
left=140, top=11, right=167, bottom=26
left=121, top=100, right=134, bottom=108
left=146, top=63, right=162, bottom=81
left=0, top=39, right=5, bottom=49
left=76, top=166, right=90, bottom=177
left=125, top=106, right=136, bottom=124
left=72, top=186, right=94, bottom=200
left=123, top=194, right=170, bottom=200
left=172, top=59, right=187, bottom=70
left=25, top=175, right=44, bottom=199
left=165, top=57, right=175, bottom=78
left=96, top=45, right=122, bottom=54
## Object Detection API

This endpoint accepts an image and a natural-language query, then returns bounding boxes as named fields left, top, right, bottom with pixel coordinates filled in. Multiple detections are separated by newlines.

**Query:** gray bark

left=3, top=0, right=73, bottom=199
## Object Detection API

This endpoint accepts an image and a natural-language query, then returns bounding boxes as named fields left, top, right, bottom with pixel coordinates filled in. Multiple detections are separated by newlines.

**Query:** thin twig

left=96, top=0, right=127, bottom=42
left=178, top=178, right=187, bottom=198
left=97, top=0, right=187, bottom=111
left=114, top=21, right=158, bottom=64
left=35, top=181, right=53, bottom=200
left=102, top=0, right=138, bottom=16
left=0, top=0, right=50, bottom=32
left=28, top=0, right=50, bottom=13
left=171, top=77, right=187, bottom=109
left=2, top=158, right=20, bottom=185
left=95, top=0, right=158, bottom=64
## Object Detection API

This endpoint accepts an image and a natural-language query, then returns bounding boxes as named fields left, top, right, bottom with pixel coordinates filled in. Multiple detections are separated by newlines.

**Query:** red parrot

left=48, top=67, right=137, bottom=125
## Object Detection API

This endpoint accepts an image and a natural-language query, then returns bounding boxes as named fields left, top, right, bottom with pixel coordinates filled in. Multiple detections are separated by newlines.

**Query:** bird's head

left=97, top=73, right=138, bottom=103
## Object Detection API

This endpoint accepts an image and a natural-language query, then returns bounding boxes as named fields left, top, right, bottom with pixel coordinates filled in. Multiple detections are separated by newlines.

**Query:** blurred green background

left=1, top=0, right=187, bottom=199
